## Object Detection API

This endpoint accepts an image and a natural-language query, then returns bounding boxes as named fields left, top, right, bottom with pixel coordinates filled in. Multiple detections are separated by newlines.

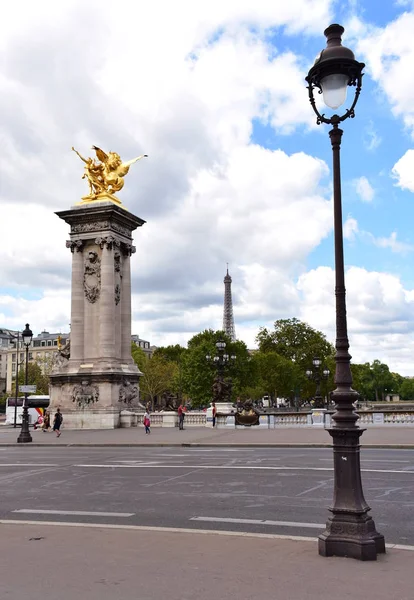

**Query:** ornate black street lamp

left=17, top=323, right=33, bottom=444
left=206, top=340, right=236, bottom=376
left=306, top=358, right=330, bottom=408
left=306, top=24, right=385, bottom=560
left=206, top=340, right=236, bottom=403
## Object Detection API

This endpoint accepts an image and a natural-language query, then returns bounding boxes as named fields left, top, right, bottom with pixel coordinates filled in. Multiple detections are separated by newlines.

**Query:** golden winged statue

left=72, top=146, right=148, bottom=204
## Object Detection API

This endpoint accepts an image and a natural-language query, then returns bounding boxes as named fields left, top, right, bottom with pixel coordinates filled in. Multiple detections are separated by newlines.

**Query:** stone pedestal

left=49, top=200, right=145, bottom=428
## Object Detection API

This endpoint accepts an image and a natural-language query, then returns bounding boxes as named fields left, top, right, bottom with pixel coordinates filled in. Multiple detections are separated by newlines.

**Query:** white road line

left=73, top=464, right=414, bottom=474
left=0, top=463, right=58, bottom=467
left=1, top=519, right=413, bottom=551
left=190, top=516, right=325, bottom=529
left=12, top=509, right=134, bottom=518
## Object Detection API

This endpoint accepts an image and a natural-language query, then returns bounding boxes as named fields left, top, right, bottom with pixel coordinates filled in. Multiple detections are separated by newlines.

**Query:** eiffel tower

left=222, top=265, right=236, bottom=342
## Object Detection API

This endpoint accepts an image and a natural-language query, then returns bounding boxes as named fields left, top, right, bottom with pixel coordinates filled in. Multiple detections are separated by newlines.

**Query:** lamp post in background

left=306, top=24, right=385, bottom=560
left=206, top=340, right=236, bottom=404
left=17, top=324, right=33, bottom=444
left=306, top=358, right=330, bottom=409
left=8, top=330, right=21, bottom=428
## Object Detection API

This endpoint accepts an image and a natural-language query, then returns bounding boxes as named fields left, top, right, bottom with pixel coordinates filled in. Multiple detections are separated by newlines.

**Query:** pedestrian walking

left=42, top=411, right=51, bottom=432
left=178, top=404, right=185, bottom=430
left=53, top=408, right=63, bottom=437
left=212, top=401, right=217, bottom=428
left=143, top=410, right=151, bottom=434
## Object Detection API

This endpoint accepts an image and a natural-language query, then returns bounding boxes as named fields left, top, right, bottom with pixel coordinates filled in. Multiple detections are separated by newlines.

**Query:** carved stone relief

left=72, top=381, right=99, bottom=407
left=71, top=221, right=131, bottom=238
left=115, top=284, right=121, bottom=305
left=66, top=240, right=84, bottom=252
left=71, top=221, right=109, bottom=233
left=119, top=379, right=141, bottom=406
left=95, top=235, right=121, bottom=250
left=84, top=250, right=101, bottom=303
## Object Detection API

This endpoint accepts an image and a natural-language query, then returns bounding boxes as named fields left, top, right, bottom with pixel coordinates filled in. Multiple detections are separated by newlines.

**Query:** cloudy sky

left=2, top=0, right=414, bottom=374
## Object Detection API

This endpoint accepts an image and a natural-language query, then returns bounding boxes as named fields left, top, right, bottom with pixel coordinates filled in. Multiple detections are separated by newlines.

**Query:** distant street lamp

left=17, top=324, right=33, bottom=444
left=8, top=330, right=21, bottom=428
left=306, top=24, right=385, bottom=560
left=306, top=358, right=330, bottom=408
left=206, top=340, right=236, bottom=403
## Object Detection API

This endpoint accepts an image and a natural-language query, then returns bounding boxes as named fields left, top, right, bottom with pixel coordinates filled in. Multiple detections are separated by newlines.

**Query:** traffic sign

left=19, top=385, right=37, bottom=393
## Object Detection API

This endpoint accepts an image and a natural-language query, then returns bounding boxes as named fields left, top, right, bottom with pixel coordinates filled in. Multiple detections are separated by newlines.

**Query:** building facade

left=5, top=330, right=70, bottom=394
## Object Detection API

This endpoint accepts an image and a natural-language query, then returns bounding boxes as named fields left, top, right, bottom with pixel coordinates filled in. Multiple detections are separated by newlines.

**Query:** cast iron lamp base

left=17, top=408, right=32, bottom=444
left=318, top=428, right=385, bottom=560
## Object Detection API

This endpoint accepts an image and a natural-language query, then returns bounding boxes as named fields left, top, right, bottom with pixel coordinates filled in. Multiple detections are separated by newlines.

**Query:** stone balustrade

left=119, top=409, right=414, bottom=428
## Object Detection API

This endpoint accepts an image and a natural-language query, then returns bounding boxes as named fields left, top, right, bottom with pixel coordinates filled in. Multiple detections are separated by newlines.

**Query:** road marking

left=73, top=464, right=414, bottom=474
left=0, top=463, right=58, bottom=467
left=190, top=516, right=325, bottom=529
left=1, top=519, right=413, bottom=551
left=12, top=509, right=134, bottom=518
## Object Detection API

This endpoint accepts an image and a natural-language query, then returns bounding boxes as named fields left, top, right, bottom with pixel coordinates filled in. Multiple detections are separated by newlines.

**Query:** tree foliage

left=131, top=343, right=177, bottom=409
left=12, top=362, right=49, bottom=395
left=181, top=330, right=252, bottom=407
left=256, top=318, right=334, bottom=369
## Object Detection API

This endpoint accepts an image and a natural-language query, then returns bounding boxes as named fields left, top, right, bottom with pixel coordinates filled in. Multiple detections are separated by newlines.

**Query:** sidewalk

left=0, top=425, right=413, bottom=447
left=0, top=522, right=411, bottom=600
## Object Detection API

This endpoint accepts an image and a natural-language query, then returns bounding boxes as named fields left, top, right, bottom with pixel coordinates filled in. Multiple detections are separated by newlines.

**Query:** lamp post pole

left=306, top=24, right=385, bottom=560
left=11, top=331, right=20, bottom=428
left=17, top=324, right=33, bottom=444
left=306, top=358, right=330, bottom=409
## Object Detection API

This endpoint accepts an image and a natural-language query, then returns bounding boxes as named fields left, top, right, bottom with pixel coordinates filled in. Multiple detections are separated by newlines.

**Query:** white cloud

left=298, top=266, right=414, bottom=375
left=354, top=12, right=414, bottom=136
left=392, top=149, right=414, bottom=191
left=373, top=231, right=413, bottom=254
left=354, top=176, right=375, bottom=202
left=344, top=216, right=359, bottom=241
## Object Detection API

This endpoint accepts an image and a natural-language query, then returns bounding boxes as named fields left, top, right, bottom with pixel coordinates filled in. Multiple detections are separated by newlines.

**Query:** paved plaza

left=0, top=523, right=412, bottom=600
left=1, top=431, right=413, bottom=599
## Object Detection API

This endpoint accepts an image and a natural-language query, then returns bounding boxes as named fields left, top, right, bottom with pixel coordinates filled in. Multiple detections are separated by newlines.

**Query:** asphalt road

left=1, top=446, right=414, bottom=546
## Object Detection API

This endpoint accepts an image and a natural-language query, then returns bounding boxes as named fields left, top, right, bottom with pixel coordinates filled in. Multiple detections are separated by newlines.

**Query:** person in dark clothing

left=53, top=408, right=63, bottom=437
left=212, top=402, right=217, bottom=427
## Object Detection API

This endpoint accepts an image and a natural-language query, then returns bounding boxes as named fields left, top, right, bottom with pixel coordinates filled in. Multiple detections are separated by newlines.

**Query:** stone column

left=99, top=238, right=116, bottom=361
left=66, top=240, right=84, bottom=361
left=121, top=246, right=134, bottom=361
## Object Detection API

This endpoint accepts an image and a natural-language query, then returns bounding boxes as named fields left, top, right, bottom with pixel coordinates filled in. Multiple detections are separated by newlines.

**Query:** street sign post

left=19, top=385, right=37, bottom=394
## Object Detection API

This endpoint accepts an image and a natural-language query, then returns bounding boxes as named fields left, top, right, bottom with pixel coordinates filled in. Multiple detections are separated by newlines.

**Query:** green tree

left=12, top=362, right=49, bottom=395
left=181, top=330, right=254, bottom=407
left=371, top=359, right=394, bottom=401
left=131, top=344, right=177, bottom=409
left=398, top=378, right=414, bottom=401
left=256, top=318, right=334, bottom=370
left=251, top=351, right=301, bottom=400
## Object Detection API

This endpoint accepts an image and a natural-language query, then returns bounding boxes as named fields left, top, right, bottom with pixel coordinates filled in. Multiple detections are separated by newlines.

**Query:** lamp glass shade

left=213, top=356, right=219, bottom=362
left=306, top=370, right=312, bottom=377
left=320, top=73, right=349, bottom=109
left=206, top=354, right=211, bottom=361
left=323, top=369, right=330, bottom=377
left=216, top=340, right=226, bottom=350
left=230, top=355, right=236, bottom=360
left=22, top=323, right=33, bottom=346
left=313, top=358, right=322, bottom=367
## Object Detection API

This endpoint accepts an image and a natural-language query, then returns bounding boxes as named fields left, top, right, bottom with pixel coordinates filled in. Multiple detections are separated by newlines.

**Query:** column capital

left=121, top=243, right=136, bottom=256
left=66, top=240, right=85, bottom=253
left=95, top=235, right=121, bottom=250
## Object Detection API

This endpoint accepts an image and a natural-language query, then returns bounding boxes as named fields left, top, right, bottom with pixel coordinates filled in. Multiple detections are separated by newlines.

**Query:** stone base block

left=59, top=408, right=120, bottom=430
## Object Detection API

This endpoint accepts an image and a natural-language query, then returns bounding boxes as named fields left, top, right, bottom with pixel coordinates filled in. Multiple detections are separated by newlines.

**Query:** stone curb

left=0, top=442, right=413, bottom=449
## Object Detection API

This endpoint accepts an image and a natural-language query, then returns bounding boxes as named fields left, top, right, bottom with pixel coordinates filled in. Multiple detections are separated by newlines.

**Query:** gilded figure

left=72, top=145, right=148, bottom=201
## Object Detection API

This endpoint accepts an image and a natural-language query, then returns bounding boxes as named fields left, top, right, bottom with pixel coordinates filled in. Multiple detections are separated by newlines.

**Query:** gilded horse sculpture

left=72, top=146, right=148, bottom=203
